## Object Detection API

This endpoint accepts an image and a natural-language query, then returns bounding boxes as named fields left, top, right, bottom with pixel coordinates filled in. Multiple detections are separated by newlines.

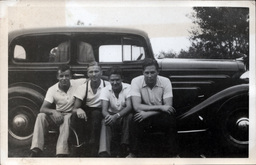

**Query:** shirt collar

left=57, top=80, right=73, bottom=92
left=107, top=82, right=128, bottom=92
left=142, top=77, right=162, bottom=88
left=88, top=79, right=105, bottom=92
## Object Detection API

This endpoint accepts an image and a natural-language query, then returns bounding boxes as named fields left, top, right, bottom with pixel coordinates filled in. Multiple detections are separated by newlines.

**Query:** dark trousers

left=131, top=112, right=177, bottom=157
left=70, top=107, right=103, bottom=157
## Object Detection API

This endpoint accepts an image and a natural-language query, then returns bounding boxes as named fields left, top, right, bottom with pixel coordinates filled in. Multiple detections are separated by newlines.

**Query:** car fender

left=177, top=84, right=249, bottom=120
left=9, top=82, right=46, bottom=96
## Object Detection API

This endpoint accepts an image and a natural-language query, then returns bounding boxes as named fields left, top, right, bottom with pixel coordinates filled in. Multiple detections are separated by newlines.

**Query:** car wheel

left=216, top=100, right=248, bottom=155
left=8, top=86, right=44, bottom=148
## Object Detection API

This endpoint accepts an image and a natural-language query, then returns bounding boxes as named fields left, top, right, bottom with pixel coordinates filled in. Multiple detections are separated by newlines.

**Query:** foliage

left=160, top=7, right=249, bottom=59
left=157, top=50, right=177, bottom=59
left=183, top=7, right=249, bottom=59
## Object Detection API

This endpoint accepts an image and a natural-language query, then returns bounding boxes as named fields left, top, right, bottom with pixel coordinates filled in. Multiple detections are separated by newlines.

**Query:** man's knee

left=91, top=110, right=103, bottom=123
left=37, top=113, right=47, bottom=120
left=63, top=114, right=72, bottom=124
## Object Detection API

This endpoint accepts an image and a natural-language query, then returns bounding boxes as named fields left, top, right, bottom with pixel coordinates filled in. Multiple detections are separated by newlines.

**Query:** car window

left=12, top=35, right=70, bottom=63
left=99, top=45, right=145, bottom=62
left=99, top=37, right=145, bottom=63
left=77, top=41, right=95, bottom=63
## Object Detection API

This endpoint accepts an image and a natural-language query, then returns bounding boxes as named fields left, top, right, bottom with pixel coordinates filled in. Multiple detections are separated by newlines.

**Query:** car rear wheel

left=8, top=86, right=44, bottom=148
left=216, top=99, right=248, bottom=156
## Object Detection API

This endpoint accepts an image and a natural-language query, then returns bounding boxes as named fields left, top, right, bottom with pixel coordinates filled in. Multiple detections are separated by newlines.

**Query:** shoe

left=98, top=151, right=110, bottom=157
left=119, top=144, right=129, bottom=157
left=56, top=154, right=68, bottom=157
left=126, top=153, right=136, bottom=158
left=29, top=148, right=42, bottom=157
left=175, top=154, right=180, bottom=158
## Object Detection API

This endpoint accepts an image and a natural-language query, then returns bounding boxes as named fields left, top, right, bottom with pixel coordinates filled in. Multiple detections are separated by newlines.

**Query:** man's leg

left=30, top=113, right=49, bottom=151
left=164, top=114, right=178, bottom=156
left=120, top=113, right=133, bottom=145
left=30, top=113, right=50, bottom=156
left=70, top=112, right=87, bottom=143
left=120, top=113, right=133, bottom=157
left=56, top=113, right=72, bottom=155
left=98, top=119, right=112, bottom=156
left=88, top=108, right=103, bottom=156
left=150, top=113, right=178, bottom=157
left=129, top=113, right=148, bottom=157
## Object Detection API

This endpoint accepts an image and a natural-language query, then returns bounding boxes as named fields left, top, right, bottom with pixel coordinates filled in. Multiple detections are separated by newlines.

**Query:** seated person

left=29, top=65, right=86, bottom=157
left=71, top=62, right=110, bottom=157
left=98, top=66, right=133, bottom=157
left=128, top=58, right=178, bottom=157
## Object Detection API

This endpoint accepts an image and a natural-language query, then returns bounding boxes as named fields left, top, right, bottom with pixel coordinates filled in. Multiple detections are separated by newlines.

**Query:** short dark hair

left=87, top=61, right=101, bottom=68
left=142, top=58, right=159, bottom=71
left=57, top=64, right=71, bottom=73
left=107, top=66, right=123, bottom=78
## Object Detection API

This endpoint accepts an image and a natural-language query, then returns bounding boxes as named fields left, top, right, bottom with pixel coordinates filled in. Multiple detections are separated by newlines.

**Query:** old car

left=8, top=27, right=249, bottom=157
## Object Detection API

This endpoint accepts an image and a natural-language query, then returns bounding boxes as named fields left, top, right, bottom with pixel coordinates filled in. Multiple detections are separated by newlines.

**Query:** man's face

left=57, top=69, right=71, bottom=88
left=109, top=74, right=122, bottom=92
left=87, top=66, right=102, bottom=82
left=143, top=65, right=158, bottom=87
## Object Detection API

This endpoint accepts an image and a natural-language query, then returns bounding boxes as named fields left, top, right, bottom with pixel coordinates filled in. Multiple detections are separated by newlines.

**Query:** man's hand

left=52, top=111, right=64, bottom=125
left=76, top=108, right=87, bottom=121
left=104, top=114, right=118, bottom=126
left=134, top=111, right=151, bottom=122
left=161, top=105, right=176, bottom=115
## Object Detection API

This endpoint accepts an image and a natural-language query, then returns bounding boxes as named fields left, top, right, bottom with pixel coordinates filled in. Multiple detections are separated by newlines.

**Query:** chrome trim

left=73, top=73, right=85, bottom=77
left=170, top=75, right=230, bottom=79
left=178, top=129, right=208, bottom=134
left=172, top=81, right=214, bottom=85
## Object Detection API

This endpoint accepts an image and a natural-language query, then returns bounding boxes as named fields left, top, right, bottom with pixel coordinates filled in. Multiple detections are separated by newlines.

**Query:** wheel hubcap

left=12, top=114, right=29, bottom=130
left=236, top=117, right=249, bottom=132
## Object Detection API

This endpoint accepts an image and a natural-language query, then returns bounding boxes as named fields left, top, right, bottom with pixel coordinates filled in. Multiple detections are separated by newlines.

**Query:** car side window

left=99, top=45, right=145, bottom=62
left=77, top=41, right=95, bottom=63
left=12, top=35, right=70, bottom=63
left=99, top=37, right=145, bottom=63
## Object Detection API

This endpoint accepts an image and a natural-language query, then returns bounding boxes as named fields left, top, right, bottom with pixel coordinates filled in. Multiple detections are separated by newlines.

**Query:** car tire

left=215, top=99, right=249, bottom=156
left=8, top=86, right=44, bottom=148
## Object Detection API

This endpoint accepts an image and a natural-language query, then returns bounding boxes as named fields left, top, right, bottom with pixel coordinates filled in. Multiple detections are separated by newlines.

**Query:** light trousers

left=30, top=113, right=72, bottom=155
left=99, top=113, right=132, bottom=155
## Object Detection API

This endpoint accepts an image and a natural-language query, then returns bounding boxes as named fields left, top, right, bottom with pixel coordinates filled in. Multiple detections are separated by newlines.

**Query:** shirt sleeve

left=44, top=87, right=54, bottom=103
left=130, top=77, right=141, bottom=97
left=163, top=78, right=173, bottom=99
left=74, top=83, right=87, bottom=101
left=99, top=87, right=110, bottom=101
left=125, top=85, right=132, bottom=99
left=74, top=78, right=87, bottom=86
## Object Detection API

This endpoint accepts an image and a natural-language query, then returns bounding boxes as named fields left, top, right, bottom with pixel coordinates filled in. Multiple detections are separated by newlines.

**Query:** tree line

left=157, top=7, right=249, bottom=60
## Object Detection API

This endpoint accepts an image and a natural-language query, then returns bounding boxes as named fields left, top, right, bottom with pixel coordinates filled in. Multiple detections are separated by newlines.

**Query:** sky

left=6, top=1, right=196, bottom=55
left=65, top=1, right=195, bottom=54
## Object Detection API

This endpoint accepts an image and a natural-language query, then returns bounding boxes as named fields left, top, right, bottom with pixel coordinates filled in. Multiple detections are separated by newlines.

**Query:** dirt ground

left=8, top=132, right=248, bottom=158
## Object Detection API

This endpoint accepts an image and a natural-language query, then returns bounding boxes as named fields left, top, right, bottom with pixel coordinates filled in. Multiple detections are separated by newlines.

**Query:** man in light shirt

left=128, top=58, right=177, bottom=157
left=71, top=62, right=110, bottom=157
left=30, top=65, right=86, bottom=157
left=98, top=66, right=133, bottom=157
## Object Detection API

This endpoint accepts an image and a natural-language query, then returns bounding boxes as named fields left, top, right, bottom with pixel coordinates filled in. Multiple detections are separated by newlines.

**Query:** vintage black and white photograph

left=1, top=0, right=255, bottom=164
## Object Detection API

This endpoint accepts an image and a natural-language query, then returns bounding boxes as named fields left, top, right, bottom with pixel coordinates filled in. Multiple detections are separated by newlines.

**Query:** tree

left=156, top=50, right=177, bottom=59
left=179, top=7, right=249, bottom=59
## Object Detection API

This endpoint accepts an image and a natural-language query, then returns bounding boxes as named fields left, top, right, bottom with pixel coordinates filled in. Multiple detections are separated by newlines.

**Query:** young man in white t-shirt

left=30, top=65, right=86, bottom=157
left=71, top=62, right=110, bottom=157
left=98, top=66, right=133, bottom=157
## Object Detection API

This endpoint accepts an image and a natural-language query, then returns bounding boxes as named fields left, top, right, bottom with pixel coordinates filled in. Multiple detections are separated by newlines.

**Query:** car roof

left=9, top=26, right=149, bottom=41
